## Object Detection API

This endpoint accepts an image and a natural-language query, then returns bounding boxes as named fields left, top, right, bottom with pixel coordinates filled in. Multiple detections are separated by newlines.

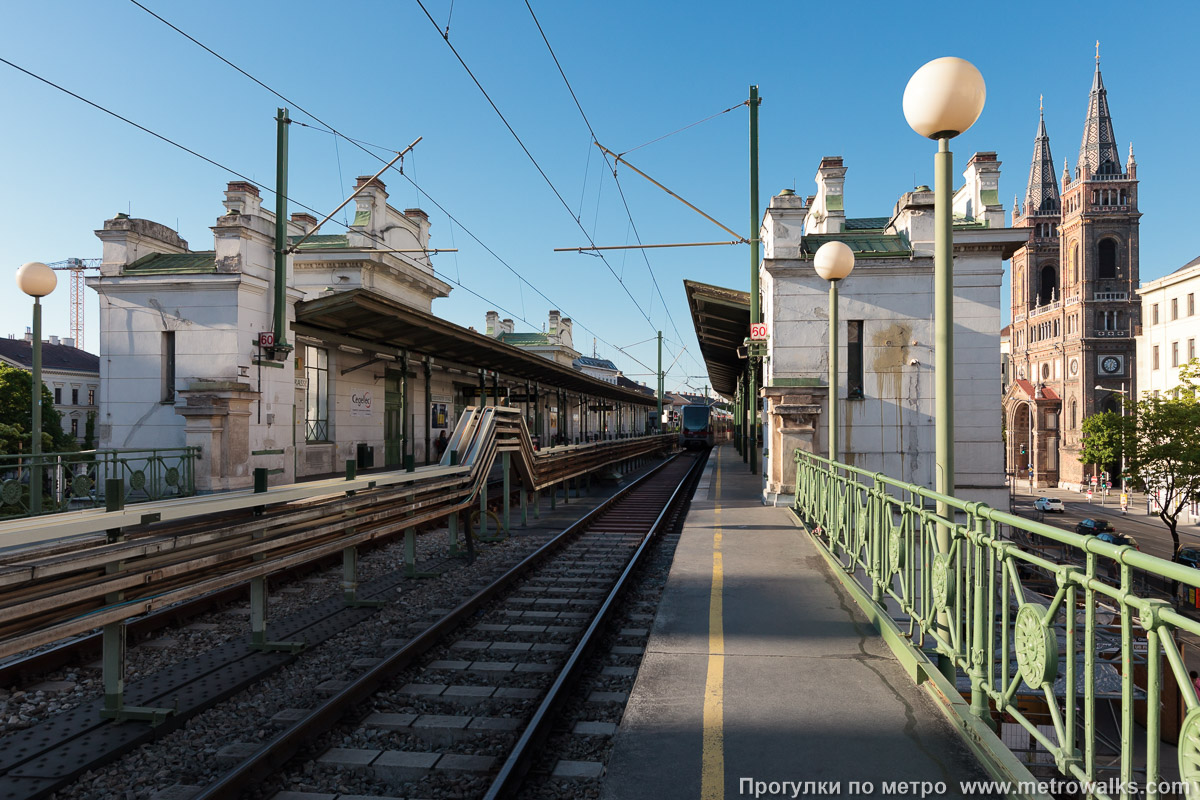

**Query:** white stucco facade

left=759, top=154, right=1025, bottom=512
left=1137, top=257, right=1200, bottom=398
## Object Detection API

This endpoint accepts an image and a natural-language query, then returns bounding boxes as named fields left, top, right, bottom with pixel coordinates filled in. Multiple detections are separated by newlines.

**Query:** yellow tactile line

left=701, top=447, right=724, bottom=799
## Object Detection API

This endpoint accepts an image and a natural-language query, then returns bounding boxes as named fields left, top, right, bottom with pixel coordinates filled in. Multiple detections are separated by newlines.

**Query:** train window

left=847, top=320, right=864, bottom=399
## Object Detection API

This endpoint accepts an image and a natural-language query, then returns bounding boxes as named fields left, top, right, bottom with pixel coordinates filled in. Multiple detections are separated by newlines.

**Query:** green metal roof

left=286, top=234, right=350, bottom=250
left=800, top=232, right=910, bottom=258
left=498, top=332, right=551, bottom=346
left=844, top=217, right=890, bottom=231
left=125, top=251, right=217, bottom=274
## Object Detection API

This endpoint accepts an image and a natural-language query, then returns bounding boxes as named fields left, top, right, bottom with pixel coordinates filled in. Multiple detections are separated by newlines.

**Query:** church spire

left=1024, top=96, right=1060, bottom=215
left=1078, top=42, right=1121, bottom=176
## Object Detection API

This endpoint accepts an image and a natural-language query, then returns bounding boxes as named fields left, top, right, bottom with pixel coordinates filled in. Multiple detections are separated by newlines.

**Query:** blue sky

left=2, top=0, right=1196, bottom=393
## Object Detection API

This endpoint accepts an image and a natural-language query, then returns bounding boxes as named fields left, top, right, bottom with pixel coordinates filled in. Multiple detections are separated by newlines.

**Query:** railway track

left=186, top=449, right=706, bottom=800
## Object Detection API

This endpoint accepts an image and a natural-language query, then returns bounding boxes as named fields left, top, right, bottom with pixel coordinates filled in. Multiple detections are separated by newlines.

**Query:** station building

left=89, top=177, right=656, bottom=493
left=689, top=152, right=1024, bottom=511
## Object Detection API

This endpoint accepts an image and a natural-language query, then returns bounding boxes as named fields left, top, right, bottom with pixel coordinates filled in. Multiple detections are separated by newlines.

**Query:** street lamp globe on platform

left=16, top=261, right=57, bottom=515
left=903, top=56, right=985, bottom=684
left=903, top=56, right=985, bottom=509
left=814, top=241, right=855, bottom=464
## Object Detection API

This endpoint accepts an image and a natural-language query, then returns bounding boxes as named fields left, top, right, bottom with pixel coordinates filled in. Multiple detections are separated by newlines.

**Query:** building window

left=846, top=321, right=864, bottom=399
left=1190, top=293, right=1196, bottom=317
left=1071, top=244, right=1079, bottom=284
left=87, top=389, right=94, bottom=405
left=1097, top=239, right=1117, bottom=280
left=162, top=331, right=176, bottom=402
left=304, top=345, right=329, bottom=441
left=71, top=388, right=78, bottom=405
left=1173, top=297, right=1180, bottom=321
left=1191, top=339, right=1197, bottom=362
left=1152, top=303, right=1159, bottom=325
left=1069, top=399, right=1077, bottom=430
left=1038, top=265, right=1057, bottom=306
left=71, top=418, right=78, bottom=437
left=54, top=387, right=61, bottom=404
left=1173, top=341, right=1180, bottom=368
left=1153, top=345, right=1160, bottom=370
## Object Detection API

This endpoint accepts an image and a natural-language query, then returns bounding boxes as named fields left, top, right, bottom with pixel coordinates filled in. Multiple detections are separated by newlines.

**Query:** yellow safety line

left=701, top=447, right=725, bottom=799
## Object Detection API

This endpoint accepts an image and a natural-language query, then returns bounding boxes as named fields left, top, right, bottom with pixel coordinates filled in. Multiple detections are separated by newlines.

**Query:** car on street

left=1075, top=518, right=1113, bottom=535
left=1095, top=531, right=1138, bottom=550
left=1178, top=546, right=1200, bottom=568
left=1034, top=497, right=1065, bottom=513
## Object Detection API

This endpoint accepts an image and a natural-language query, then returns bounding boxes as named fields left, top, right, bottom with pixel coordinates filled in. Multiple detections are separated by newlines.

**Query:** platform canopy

left=294, top=288, right=656, bottom=406
left=684, top=279, right=750, bottom=400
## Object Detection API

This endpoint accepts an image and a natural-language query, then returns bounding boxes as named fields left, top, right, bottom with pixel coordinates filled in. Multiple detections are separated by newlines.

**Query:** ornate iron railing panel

left=0, top=447, right=199, bottom=517
left=793, top=448, right=1200, bottom=798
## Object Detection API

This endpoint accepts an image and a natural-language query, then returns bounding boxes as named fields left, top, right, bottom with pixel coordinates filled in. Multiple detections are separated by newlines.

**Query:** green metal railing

left=793, top=448, right=1200, bottom=799
left=0, top=447, right=198, bottom=517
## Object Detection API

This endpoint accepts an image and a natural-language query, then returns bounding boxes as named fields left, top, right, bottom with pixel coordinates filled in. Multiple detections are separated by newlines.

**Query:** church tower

left=1005, top=47, right=1140, bottom=489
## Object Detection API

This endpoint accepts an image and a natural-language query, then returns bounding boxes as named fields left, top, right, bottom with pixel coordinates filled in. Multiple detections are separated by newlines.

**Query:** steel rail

left=483, top=449, right=706, bottom=799
left=192, top=452, right=690, bottom=799
left=0, top=428, right=671, bottom=657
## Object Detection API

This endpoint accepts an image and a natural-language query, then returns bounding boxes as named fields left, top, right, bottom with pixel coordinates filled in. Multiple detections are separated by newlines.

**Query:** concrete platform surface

left=602, top=445, right=990, bottom=799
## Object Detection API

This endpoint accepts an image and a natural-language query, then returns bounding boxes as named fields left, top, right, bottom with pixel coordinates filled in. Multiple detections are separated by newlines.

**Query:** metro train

left=678, top=404, right=731, bottom=449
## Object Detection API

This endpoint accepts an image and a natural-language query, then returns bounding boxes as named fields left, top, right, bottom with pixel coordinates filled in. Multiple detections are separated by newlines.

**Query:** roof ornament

left=1039, top=94, right=1044, bottom=117
left=1096, top=40, right=1100, bottom=66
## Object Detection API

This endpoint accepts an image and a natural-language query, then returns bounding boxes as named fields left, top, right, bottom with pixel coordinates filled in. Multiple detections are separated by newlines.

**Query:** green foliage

left=1126, top=358, right=1200, bottom=556
left=0, top=363, right=71, bottom=454
left=83, top=410, right=96, bottom=450
left=1079, top=411, right=1129, bottom=468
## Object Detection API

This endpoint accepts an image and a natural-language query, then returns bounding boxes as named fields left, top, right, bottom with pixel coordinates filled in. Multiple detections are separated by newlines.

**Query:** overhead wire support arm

left=594, top=142, right=748, bottom=243
left=554, top=240, right=742, bottom=253
left=287, top=137, right=420, bottom=253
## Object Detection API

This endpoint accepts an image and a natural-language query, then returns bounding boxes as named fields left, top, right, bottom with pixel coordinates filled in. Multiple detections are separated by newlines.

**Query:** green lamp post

left=16, top=261, right=57, bottom=515
left=813, top=241, right=856, bottom=464
left=904, top=57, right=986, bottom=682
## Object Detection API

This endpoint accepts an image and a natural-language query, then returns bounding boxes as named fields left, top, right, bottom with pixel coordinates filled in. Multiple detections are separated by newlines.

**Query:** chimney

left=349, top=176, right=388, bottom=242
left=290, top=212, right=318, bottom=233
left=954, top=152, right=1004, bottom=228
left=558, top=317, right=573, bottom=349
left=804, top=156, right=847, bottom=234
left=24, top=327, right=32, bottom=343
left=63, top=337, right=75, bottom=348
left=222, top=181, right=264, bottom=217
left=485, top=310, right=499, bottom=336
left=548, top=310, right=561, bottom=335
left=762, top=188, right=807, bottom=260
left=48, top=335, right=59, bottom=346
left=501, top=318, right=514, bottom=335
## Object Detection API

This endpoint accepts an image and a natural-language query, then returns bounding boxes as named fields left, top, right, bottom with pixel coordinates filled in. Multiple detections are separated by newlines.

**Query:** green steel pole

left=424, top=359, right=432, bottom=466
left=749, top=84, right=760, bottom=475
left=828, top=280, right=838, bottom=463
left=657, top=331, right=663, bottom=432
left=30, top=298, right=42, bottom=515
left=934, top=135, right=955, bottom=682
left=273, top=108, right=291, bottom=353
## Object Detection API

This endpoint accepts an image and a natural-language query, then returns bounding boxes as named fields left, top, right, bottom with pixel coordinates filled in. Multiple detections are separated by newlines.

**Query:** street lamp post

left=16, top=262, right=57, bottom=516
left=904, top=57, right=986, bottom=685
left=814, top=242, right=856, bottom=463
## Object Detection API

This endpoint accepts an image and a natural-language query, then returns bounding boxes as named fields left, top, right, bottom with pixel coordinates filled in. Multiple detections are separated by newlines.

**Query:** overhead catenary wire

left=412, top=0, right=660, bottom=335
left=122, top=2, right=672, bottom=384
left=522, top=0, right=687, bottom=343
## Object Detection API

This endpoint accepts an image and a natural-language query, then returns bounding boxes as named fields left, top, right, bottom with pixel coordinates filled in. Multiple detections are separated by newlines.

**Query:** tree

left=0, top=363, right=71, bottom=454
left=1126, top=359, right=1200, bottom=559
left=1079, top=410, right=1130, bottom=478
left=83, top=410, right=96, bottom=450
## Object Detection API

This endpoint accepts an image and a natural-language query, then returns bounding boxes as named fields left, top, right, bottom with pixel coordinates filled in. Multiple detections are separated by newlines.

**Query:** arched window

left=1071, top=244, right=1079, bottom=284
left=1100, top=393, right=1120, bottom=414
left=1098, top=239, right=1118, bottom=280
left=1069, top=399, right=1077, bottom=429
left=1037, top=264, right=1057, bottom=306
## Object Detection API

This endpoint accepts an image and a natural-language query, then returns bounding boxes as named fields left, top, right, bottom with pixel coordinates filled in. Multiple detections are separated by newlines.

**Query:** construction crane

left=47, top=258, right=101, bottom=347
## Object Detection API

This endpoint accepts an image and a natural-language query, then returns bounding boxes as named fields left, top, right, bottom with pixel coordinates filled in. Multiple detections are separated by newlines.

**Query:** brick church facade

left=1003, top=52, right=1140, bottom=490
